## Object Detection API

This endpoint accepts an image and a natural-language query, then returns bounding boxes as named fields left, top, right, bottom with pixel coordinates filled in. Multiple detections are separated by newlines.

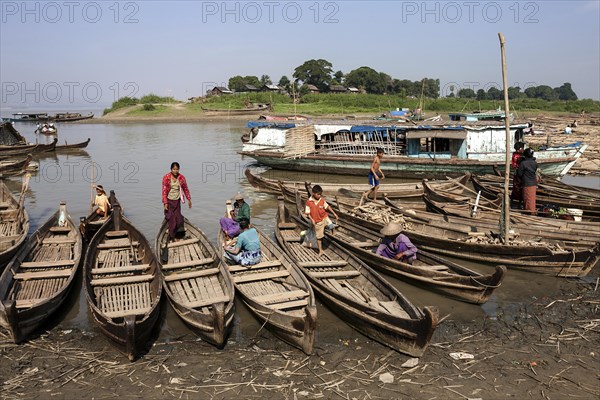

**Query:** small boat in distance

left=35, top=123, right=57, bottom=135
left=50, top=112, right=94, bottom=122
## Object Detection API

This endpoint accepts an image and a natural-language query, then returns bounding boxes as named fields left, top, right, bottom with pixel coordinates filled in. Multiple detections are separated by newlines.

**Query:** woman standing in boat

left=517, top=148, right=538, bottom=215
left=162, top=162, right=192, bottom=241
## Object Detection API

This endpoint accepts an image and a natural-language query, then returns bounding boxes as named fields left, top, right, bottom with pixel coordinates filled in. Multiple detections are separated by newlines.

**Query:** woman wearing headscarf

left=517, top=148, right=538, bottom=214
left=162, top=162, right=192, bottom=241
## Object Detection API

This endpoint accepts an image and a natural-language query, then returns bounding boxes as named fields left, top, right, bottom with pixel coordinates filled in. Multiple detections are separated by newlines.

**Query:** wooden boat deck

left=8, top=227, right=76, bottom=309
left=91, top=231, right=153, bottom=318
left=162, top=238, right=228, bottom=309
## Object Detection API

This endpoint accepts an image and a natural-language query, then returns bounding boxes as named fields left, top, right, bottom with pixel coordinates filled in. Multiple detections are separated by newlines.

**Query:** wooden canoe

left=0, top=138, right=57, bottom=157
left=55, top=138, right=91, bottom=150
left=217, top=226, right=317, bottom=354
left=0, top=202, right=82, bottom=342
left=421, top=195, right=600, bottom=243
left=328, top=194, right=600, bottom=277
left=245, top=168, right=424, bottom=200
left=422, top=175, right=502, bottom=209
left=155, top=218, right=235, bottom=347
left=0, top=181, right=29, bottom=268
left=0, top=155, right=32, bottom=177
left=275, top=197, right=438, bottom=356
left=291, top=193, right=505, bottom=304
left=83, top=201, right=162, bottom=361
left=471, top=175, right=600, bottom=220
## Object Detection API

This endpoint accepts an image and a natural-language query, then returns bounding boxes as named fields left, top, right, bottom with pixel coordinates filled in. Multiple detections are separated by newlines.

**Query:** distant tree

left=380, top=72, right=394, bottom=94
left=524, top=86, right=538, bottom=98
left=293, top=59, right=334, bottom=92
left=458, top=88, right=476, bottom=98
left=476, top=89, right=487, bottom=100
left=422, top=78, right=440, bottom=98
left=447, top=92, right=455, bottom=98
left=554, top=82, right=578, bottom=100
left=334, top=70, right=344, bottom=85
left=260, top=75, right=272, bottom=86
left=535, top=85, right=559, bottom=101
left=228, top=75, right=261, bottom=91
left=447, top=85, right=455, bottom=98
left=507, top=86, right=522, bottom=100
left=345, top=67, right=386, bottom=94
left=278, top=75, right=290, bottom=87
left=487, top=87, right=502, bottom=100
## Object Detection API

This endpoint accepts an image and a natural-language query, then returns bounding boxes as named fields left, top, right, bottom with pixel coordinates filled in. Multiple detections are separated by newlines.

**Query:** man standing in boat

left=362, top=148, right=385, bottom=202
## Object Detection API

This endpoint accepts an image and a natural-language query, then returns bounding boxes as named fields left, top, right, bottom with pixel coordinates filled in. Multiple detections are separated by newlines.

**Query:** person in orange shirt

left=305, top=185, right=339, bottom=257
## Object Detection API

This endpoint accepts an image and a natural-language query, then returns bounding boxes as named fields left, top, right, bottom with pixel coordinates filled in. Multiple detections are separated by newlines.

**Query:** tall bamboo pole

left=498, top=33, right=511, bottom=243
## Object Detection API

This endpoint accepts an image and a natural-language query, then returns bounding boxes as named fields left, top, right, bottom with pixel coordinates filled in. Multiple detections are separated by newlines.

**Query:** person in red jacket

left=510, top=142, right=525, bottom=203
left=162, top=162, right=192, bottom=241
left=305, top=185, right=339, bottom=257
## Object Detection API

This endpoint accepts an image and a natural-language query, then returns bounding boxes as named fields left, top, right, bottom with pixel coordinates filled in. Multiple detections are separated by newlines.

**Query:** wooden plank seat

left=414, top=264, right=451, bottom=272
left=105, top=230, right=129, bottom=238
left=254, top=289, right=309, bottom=304
left=164, top=267, right=220, bottom=282
left=280, top=229, right=302, bottom=242
left=91, top=264, right=151, bottom=275
left=277, top=222, right=297, bottom=229
left=97, top=239, right=139, bottom=249
left=162, top=258, right=215, bottom=271
left=91, top=274, right=154, bottom=286
left=166, top=238, right=199, bottom=248
left=233, top=270, right=290, bottom=283
left=310, top=270, right=361, bottom=279
left=42, top=237, right=76, bottom=245
left=0, top=202, right=10, bottom=209
left=14, top=269, right=72, bottom=280
left=103, top=307, right=152, bottom=319
left=20, top=259, right=76, bottom=268
left=228, top=260, right=282, bottom=273
left=0, top=235, right=22, bottom=243
left=49, top=226, right=71, bottom=233
left=183, top=295, right=230, bottom=309
left=270, top=299, right=309, bottom=310
left=351, top=241, right=380, bottom=248
left=15, top=299, right=44, bottom=309
left=297, top=260, right=348, bottom=268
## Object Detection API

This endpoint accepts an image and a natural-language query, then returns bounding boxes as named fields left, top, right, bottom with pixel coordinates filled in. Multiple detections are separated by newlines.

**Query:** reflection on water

left=3, top=120, right=596, bottom=348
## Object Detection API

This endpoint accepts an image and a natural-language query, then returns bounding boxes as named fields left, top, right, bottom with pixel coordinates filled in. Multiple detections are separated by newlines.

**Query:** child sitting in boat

left=223, top=218, right=261, bottom=266
left=376, top=222, right=417, bottom=264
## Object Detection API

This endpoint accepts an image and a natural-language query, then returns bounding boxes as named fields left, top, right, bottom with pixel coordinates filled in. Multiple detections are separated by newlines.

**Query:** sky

left=1, top=0, right=599, bottom=110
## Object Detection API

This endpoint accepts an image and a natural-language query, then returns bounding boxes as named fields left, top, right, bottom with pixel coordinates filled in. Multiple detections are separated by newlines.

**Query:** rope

left=557, top=249, right=577, bottom=278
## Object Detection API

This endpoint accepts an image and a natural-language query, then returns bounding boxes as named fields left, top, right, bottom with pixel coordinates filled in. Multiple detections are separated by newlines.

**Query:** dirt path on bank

left=1, top=272, right=598, bottom=400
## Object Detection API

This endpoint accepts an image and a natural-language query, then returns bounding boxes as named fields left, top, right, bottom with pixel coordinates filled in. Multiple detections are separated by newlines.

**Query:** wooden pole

left=498, top=32, right=511, bottom=243
left=90, top=159, right=94, bottom=214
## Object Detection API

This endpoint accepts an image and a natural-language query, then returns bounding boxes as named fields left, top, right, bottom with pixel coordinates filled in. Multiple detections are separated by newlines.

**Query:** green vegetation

left=200, top=93, right=600, bottom=115
left=125, top=104, right=168, bottom=116
left=103, top=93, right=179, bottom=115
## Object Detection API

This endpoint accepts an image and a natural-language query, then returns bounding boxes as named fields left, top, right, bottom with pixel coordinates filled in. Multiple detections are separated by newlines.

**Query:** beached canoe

left=217, top=226, right=317, bottom=354
left=83, top=201, right=162, bottom=361
left=0, top=202, right=82, bottom=343
left=275, top=197, right=438, bottom=356
left=155, top=218, right=235, bottom=347
left=0, top=180, right=30, bottom=269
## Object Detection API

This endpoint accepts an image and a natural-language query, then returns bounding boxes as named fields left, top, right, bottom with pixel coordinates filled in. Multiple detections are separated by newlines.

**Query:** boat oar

left=16, top=173, right=31, bottom=222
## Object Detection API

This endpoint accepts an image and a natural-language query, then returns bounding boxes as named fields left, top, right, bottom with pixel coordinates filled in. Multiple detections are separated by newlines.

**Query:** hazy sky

left=1, top=0, right=599, bottom=109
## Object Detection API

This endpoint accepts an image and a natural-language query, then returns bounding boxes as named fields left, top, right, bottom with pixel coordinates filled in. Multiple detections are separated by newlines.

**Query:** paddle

left=16, top=173, right=31, bottom=222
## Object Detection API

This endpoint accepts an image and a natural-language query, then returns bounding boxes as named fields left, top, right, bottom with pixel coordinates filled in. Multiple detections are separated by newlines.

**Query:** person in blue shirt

left=223, top=218, right=261, bottom=266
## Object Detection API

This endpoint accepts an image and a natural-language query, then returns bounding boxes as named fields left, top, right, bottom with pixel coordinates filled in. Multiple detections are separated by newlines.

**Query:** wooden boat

left=35, top=124, right=57, bottom=135
left=217, top=225, right=316, bottom=354
left=421, top=195, right=600, bottom=237
left=0, top=138, right=57, bottom=157
left=275, top=198, right=438, bottom=356
left=202, top=104, right=271, bottom=115
left=155, top=218, right=234, bottom=347
left=50, top=112, right=94, bottom=122
left=330, top=197, right=600, bottom=277
left=0, top=202, right=82, bottom=342
left=0, top=155, right=32, bottom=177
left=245, top=168, right=424, bottom=200
left=4, top=113, right=49, bottom=123
left=55, top=138, right=91, bottom=150
left=290, top=193, right=505, bottom=304
left=0, top=179, right=29, bottom=268
left=471, top=175, right=600, bottom=220
left=83, top=201, right=162, bottom=361
left=422, top=175, right=502, bottom=209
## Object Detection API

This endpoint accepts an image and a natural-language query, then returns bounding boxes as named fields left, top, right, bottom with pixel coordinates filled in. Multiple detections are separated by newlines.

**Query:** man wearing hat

left=231, top=193, right=251, bottom=223
left=92, top=185, right=111, bottom=219
left=376, top=222, right=417, bottom=264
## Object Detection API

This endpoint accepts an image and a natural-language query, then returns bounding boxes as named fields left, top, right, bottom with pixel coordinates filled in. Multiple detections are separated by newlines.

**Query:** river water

left=2, top=120, right=596, bottom=347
